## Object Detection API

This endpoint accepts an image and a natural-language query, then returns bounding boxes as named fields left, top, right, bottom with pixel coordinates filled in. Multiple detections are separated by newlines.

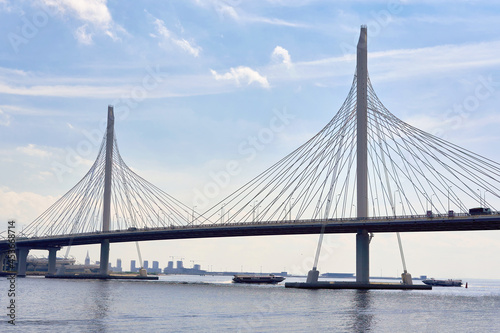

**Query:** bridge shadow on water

left=351, top=290, right=373, bottom=331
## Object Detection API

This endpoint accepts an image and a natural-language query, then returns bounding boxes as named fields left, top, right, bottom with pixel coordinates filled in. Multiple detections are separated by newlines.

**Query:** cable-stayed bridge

left=2, top=26, right=500, bottom=281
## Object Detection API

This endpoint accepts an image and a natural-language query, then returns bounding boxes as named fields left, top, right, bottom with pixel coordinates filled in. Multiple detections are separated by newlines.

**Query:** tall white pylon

left=356, top=25, right=370, bottom=284
left=99, top=105, right=114, bottom=275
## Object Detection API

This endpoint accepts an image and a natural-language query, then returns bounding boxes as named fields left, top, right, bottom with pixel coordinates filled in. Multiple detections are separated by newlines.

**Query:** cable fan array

left=21, top=135, right=201, bottom=238
left=199, top=72, right=500, bottom=225
left=15, top=68, right=500, bottom=238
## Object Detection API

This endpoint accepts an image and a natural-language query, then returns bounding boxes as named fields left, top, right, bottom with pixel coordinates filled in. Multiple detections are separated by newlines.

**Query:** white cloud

left=210, top=66, right=270, bottom=88
left=191, top=0, right=308, bottom=27
left=192, top=0, right=239, bottom=20
left=0, top=81, right=126, bottom=98
left=74, top=24, right=93, bottom=45
left=0, top=109, right=11, bottom=126
left=262, top=39, right=500, bottom=86
left=0, top=67, right=225, bottom=99
left=42, top=0, right=112, bottom=26
left=0, top=186, right=59, bottom=227
left=246, top=16, right=309, bottom=28
left=216, top=3, right=238, bottom=20
left=173, top=38, right=201, bottom=57
left=148, top=12, right=201, bottom=57
left=16, top=144, right=52, bottom=158
left=0, top=0, right=11, bottom=11
left=0, top=104, right=71, bottom=117
left=41, top=0, right=125, bottom=44
left=272, top=46, right=292, bottom=69
left=1, top=39, right=498, bottom=100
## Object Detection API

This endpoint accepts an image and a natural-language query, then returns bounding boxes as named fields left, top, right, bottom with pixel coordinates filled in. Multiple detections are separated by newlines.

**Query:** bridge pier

left=99, top=239, right=110, bottom=275
left=16, top=247, right=29, bottom=277
left=0, top=251, right=9, bottom=272
left=47, top=247, right=59, bottom=275
left=356, top=229, right=370, bottom=283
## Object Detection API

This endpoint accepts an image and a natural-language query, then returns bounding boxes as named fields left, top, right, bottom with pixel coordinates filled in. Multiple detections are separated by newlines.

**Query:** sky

left=1, top=0, right=500, bottom=279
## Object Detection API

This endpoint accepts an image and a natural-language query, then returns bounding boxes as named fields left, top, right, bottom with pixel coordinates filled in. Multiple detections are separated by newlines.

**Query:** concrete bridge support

left=16, top=247, right=29, bottom=277
left=99, top=239, right=110, bottom=275
left=356, top=229, right=370, bottom=283
left=47, top=247, right=58, bottom=275
left=0, top=251, right=8, bottom=271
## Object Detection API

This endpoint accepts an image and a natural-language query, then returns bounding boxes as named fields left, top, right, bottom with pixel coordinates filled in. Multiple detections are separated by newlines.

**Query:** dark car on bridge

left=469, top=207, right=492, bottom=215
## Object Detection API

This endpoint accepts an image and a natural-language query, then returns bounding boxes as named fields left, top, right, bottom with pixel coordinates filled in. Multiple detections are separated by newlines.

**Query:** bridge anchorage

left=1, top=26, right=500, bottom=285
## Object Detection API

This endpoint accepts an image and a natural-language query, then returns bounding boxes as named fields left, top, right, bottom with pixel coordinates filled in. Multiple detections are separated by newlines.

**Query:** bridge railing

left=3, top=212, right=500, bottom=241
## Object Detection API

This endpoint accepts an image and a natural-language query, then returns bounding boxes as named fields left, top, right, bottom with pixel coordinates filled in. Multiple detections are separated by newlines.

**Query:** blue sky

left=1, top=0, right=500, bottom=278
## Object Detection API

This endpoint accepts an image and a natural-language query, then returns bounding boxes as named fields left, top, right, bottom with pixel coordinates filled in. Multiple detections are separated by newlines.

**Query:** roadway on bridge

left=3, top=214, right=500, bottom=251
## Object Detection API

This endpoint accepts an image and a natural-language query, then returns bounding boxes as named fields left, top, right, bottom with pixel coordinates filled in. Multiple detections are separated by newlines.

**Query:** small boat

left=422, top=278, right=462, bottom=287
left=232, top=274, right=285, bottom=284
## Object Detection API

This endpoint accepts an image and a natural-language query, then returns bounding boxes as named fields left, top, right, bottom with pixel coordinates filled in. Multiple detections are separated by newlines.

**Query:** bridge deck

left=2, top=214, right=500, bottom=250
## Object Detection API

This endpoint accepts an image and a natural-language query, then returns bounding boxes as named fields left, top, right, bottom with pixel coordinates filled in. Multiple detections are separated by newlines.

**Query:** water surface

left=1, top=275, right=499, bottom=332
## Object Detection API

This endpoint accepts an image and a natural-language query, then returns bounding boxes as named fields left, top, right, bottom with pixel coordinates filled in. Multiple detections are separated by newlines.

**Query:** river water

left=1, top=275, right=499, bottom=332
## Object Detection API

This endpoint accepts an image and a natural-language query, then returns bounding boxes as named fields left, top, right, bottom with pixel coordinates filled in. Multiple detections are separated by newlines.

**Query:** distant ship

left=320, top=272, right=354, bottom=278
left=232, top=274, right=285, bottom=284
left=422, top=278, right=462, bottom=287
